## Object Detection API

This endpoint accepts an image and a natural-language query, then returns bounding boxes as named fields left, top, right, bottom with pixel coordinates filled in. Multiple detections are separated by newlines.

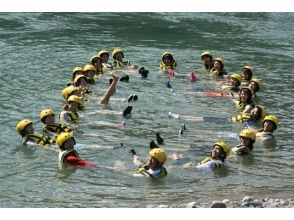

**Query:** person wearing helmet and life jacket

left=112, top=48, right=138, bottom=70
left=40, top=109, right=73, bottom=138
left=90, top=55, right=103, bottom=76
left=231, top=128, right=256, bottom=155
left=59, top=95, right=84, bottom=123
left=235, top=87, right=255, bottom=114
left=73, top=74, right=92, bottom=96
left=131, top=147, right=167, bottom=178
left=256, top=115, right=279, bottom=139
left=160, top=51, right=177, bottom=71
left=61, top=85, right=83, bottom=101
left=200, top=50, right=214, bottom=73
left=220, top=73, right=242, bottom=97
left=210, top=57, right=227, bottom=77
left=83, top=64, right=97, bottom=84
left=68, top=67, right=84, bottom=86
left=231, top=105, right=266, bottom=129
left=56, top=132, right=96, bottom=167
left=240, top=65, right=254, bottom=86
left=97, top=50, right=113, bottom=71
left=194, top=141, right=230, bottom=170
left=16, top=119, right=55, bottom=147
left=248, top=78, right=261, bottom=98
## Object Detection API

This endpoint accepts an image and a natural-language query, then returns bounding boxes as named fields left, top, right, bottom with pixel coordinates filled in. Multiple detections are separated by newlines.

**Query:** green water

left=0, top=13, right=294, bottom=207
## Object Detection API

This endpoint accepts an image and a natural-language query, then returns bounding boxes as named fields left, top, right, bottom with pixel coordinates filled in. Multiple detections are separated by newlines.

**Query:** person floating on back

left=231, top=128, right=256, bottom=156
left=132, top=147, right=168, bottom=178
left=16, top=119, right=55, bottom=147
left=256, top=115, right=279, bottom=140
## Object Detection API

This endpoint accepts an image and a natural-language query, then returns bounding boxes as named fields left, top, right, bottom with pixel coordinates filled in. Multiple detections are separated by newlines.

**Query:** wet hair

left=253, top=106, right=263, bottom=121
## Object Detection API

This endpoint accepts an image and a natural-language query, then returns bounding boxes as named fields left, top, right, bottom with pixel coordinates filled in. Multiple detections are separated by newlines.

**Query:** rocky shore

left=156, top=196, right=294, bottom=208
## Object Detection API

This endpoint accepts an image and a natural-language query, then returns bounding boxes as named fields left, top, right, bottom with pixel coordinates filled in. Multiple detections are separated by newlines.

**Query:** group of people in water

left=16, top=48, right=279, bottom=178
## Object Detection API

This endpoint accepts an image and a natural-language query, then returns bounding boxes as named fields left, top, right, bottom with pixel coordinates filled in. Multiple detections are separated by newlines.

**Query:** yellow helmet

left=230, top=73, right=242, bottom=84
left=73, top=74, right=87, bottom=84
left=40, top=109, right=54, bottom=121
left=201, top=50, right=213, bottom=59
left=97, top=50, right=109, bottom=57
left=149, top=148, right=167, bottom=165
left=61, top=85, right=78, bottom=100
left=112, top=48, right=124, bottom=59
left=84, top=64, right=97, bottom=72
left=263, top=115, right=279, bottom=127
left=67, top=95, right=83, bottom=105
left=249, top=78, right=262, bottom=89
left=239, top=128, right=256, bottom=141
left=56, top=132, right=76, bottom=147
left=72, top=67, right=83, bottom=74
left=16, top=119, right=32, bottom=134
left=242, top=65, right=254, bottom=73
left=214, top=141, right=230, bottom=156
left=214, top=57, right=224, bottom=66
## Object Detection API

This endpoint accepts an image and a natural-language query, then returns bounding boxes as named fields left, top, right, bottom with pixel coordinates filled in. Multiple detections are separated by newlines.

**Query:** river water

left=0, top=12, right=294, bottom=207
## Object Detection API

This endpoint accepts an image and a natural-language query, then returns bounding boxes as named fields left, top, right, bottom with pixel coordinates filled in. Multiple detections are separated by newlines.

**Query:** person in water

left=40, top=108, right=73, bottom=137
left=210, top=57, right=227, bottom=76
left=97, top=50, right=113, bottom=71
left=131, top=147, right=167, bottom=178
left=248, top=78, right=261, bottom=98
left=256, top=115, right=279, bottom=139
left=160, top=51, right=177, bottom=71
left=240, top=65, right=254, bottom=86
left=220, top=73, right=242, bottom=96
left=231, top=128, right=256, bottom=156
left=112, top=48, right=137, bottom=69
left=61, top=85, right=82, bottom=101
left=90, top=55, right=103, bottom=76
left=16, top=119, right=55, bottom=147
left=69, top=66, right=84, bottom=86
left=83, top=64, right=97, bottom=84
left=194, top=141, right=230, bottom=170
left=235, top=87, right=255, bottom=114
left=200, top=50, right=214, bottom=73
left=56, top=132, right=96, bottom=167
left=59, top=95, right=84, bottom=123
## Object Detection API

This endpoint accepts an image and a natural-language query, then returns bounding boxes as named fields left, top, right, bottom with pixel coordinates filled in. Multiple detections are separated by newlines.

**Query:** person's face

left=263, top=120, right=274, bottom=132
left=63, top=138, right=75, bottom=150
left=114, top=52, right=123, bottom=61
left=85, top=70, right=95, bottom=79
left=240, top=136, right=251, bottom=146
left=24, top=123, right=34, bottom=135
left=163, top=56, right=171, bottom=65
left=69, top=102, right=79, bottom=112
left=148, top=156, right=160, bottom=169
left=242, top=70, right=252, bottom=80
left=101, top=54, right=109, bottom=63
left=77, top=77, right=87, bottom=87
left=213, top=61, right=222, bottom=70
left=248, top=81, right=258, bottom=93
left=202, top=55, right=212, bottom=65
left=211, top=145, right=222, bottom=158
left=92, top=58, right=102, bottom=68
left=240, top=89, right=250, bottom=103
left=44, top=114, right=55, bottom=124
left=230, top=78, right=239, bottom=87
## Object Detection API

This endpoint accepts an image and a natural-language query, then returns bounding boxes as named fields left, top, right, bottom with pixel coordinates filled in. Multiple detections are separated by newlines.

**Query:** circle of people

left=15, top=49, right=279, bottom=177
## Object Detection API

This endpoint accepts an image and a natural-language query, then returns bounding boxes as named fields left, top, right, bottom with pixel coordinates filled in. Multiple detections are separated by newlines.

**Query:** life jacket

left=135, top=164, right=167, bottom=178
left=43, top=123, right=73, bottom=135
left=113, top=60, right=131, bottom=69
left=95, top=66, right=103, bottom=75
left=256, top=129, right=275, bottom=139
left=23, top=133, right=55, bottom=147
left=236, top=101, right=255, bottom=112
left=210, top=69, right=227, bottom=76
left=68, top=111, right=79, bottom=122
left=230, top=113, right=251, bottom=123
left=58, top=149, right=80, bottom=164
left=198, top=157, right=224, bottom=169
left=202, top=62, right=214, bottom=72
left=160, top=60, right=177, bottom=70
left=231, top=144, right=252, bottom=155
